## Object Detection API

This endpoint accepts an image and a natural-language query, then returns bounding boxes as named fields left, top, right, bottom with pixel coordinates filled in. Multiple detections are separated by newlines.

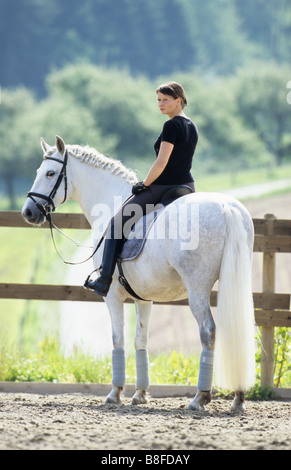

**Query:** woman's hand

left=132, top=181, right=148, bottom=195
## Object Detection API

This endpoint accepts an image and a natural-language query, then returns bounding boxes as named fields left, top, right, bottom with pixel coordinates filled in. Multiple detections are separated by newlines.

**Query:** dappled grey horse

left=22, top=136, right=256, bottom=411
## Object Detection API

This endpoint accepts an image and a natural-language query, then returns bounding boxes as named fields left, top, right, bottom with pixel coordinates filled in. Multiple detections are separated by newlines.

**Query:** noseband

left=27, top=150, right=68, bottom=217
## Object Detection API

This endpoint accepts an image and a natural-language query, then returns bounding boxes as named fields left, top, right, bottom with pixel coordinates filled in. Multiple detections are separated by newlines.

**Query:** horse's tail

left=214, top=203, right=256, bottom=392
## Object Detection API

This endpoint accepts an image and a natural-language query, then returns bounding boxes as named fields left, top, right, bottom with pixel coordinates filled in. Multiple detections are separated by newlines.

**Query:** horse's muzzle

left=22, top=198, right=47, bottom=226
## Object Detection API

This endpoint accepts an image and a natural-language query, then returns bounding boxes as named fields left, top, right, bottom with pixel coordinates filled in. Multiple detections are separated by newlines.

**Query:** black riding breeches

left=107, top=182, right=195, bottom=241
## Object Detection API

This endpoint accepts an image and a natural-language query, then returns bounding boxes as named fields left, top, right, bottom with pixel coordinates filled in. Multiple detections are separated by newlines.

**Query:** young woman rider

left=85, top=81, right=198, bottom=297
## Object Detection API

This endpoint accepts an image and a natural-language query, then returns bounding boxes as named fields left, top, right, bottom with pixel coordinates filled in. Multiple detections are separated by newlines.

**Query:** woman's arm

left=143, top=141, right=174, bottom=187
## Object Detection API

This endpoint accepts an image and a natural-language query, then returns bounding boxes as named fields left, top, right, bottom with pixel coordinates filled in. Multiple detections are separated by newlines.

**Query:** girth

left=117, top=258, right=148, bottom=301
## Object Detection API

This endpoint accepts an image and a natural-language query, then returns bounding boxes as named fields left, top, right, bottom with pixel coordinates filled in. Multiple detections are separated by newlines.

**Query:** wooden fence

left=0, top=210, right=290, bottom=395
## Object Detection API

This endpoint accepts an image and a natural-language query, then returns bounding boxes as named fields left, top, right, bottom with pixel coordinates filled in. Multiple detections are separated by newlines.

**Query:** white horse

left=22, top=136, right=256, bottom=411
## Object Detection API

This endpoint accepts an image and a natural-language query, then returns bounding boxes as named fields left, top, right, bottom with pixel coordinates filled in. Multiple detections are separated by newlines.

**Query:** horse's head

left=22, top=136, right=69, bottom=225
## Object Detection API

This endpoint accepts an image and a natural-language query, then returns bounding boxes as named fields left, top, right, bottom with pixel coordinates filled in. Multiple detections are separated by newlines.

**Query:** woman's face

left=157, top=92, right=181, bottom=117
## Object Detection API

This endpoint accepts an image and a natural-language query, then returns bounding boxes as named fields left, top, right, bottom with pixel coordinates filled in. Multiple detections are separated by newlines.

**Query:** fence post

left=261, top=213, right=276, bottom=388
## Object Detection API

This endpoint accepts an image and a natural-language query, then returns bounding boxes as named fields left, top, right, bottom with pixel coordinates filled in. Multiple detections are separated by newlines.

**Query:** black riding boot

left=84, top=237, right=122, bottom=297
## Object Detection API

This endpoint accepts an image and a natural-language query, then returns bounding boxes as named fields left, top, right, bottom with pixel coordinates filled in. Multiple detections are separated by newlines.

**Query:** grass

left=1, top=335, right=289, bottom=396
left=0, top=219, right=89, bottom=354
left=195, top=163, right=291, bottom=192
left=0, top=337, right=200, bottom=385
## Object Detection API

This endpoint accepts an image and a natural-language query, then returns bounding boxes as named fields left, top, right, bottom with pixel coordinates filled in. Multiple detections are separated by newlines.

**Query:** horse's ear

left=41, top=137, right=51, bottom=154
left=56, top=135, right=66, bottom=156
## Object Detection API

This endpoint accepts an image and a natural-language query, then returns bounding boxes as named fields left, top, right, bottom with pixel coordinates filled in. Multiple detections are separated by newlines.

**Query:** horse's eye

left=46, top=171, right=55, bottom=178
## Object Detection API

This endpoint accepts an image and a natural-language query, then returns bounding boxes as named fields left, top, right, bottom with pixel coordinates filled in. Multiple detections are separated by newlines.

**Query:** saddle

left=117, top=185, right=194, bottom=300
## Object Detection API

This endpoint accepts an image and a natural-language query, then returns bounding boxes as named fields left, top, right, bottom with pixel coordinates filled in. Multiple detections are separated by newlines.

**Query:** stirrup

left=83, top=266, right=100, bottom=288
left=84, top=274, right=112, bottom=296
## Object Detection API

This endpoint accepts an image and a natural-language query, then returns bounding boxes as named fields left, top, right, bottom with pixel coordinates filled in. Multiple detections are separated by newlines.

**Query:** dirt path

left=0, top=392, right=290, bottom=450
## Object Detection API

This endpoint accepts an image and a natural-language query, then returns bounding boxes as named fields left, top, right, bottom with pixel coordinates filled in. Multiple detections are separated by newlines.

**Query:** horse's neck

left=69, top=157, right=133, bottom=228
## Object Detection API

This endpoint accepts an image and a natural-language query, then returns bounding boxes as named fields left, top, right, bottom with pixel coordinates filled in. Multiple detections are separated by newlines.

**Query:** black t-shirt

left=153, top=116, right=198, bottom=185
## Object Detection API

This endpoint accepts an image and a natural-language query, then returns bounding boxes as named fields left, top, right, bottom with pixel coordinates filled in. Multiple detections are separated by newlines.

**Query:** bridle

left=26, top=150, right=104, bottom=265
left=27, top=150, right=68, bottom=217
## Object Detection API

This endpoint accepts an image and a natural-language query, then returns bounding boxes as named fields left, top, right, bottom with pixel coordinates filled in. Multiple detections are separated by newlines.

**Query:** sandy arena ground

left=0, top=392, right=290, bottom=450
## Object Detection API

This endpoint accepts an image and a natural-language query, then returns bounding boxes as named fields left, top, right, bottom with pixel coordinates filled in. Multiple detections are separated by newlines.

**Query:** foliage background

left=0, top=0, right=291, bottom=208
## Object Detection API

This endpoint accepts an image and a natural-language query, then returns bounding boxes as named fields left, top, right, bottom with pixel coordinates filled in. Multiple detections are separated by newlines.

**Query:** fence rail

left=0, top=283, right=290, bottom=328
left=0, top=211, right=290, bottom=391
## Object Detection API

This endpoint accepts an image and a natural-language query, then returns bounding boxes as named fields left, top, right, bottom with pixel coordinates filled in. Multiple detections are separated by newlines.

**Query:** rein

left=27, top=150, right=104, bottom=266
left=46, top=211, right=105, bottom=266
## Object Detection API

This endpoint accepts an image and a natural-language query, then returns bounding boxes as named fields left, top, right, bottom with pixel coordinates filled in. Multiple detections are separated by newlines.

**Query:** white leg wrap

left=198, top=349, right=214, bottom=391
left=112, top=348, right=126, bottom=388
left=136, top=349, right=150, bottom=390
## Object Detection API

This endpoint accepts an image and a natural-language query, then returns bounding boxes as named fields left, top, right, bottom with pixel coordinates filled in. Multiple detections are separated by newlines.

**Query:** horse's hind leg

left=131, top=301, right=152, bottom=405
left=187, top=293, right=215, bottom=411
left=231, top=391, right=245, bottom=412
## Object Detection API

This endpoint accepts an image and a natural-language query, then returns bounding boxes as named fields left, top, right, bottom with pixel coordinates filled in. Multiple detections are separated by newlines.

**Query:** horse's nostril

left=25, top=208, right=32, bottom=218
left=22, top=207, right=35, bottom=222
left=22, top=203, right=45, bottom=226
left=22, top=208, right=32, bottom=219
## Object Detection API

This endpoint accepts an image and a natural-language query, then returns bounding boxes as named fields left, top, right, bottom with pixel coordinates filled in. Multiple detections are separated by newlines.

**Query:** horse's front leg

left=131, top=301, right=152, bottom=405
left=105, top=295, right=126, bottom=405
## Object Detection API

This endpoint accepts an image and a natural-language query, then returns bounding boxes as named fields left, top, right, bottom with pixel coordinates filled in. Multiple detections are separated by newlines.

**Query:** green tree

left=34, top=94, right=117, bottom=156
left=0, top=84, right=117, bottom=208
left=3, top=0, right=290, bottom=95
left=46, top=64, right=160, bottom=161
left=0, top=88, right=40, bottom=208
left=234, top=0, right=291, bottom=64
left=2, top=63, right=290, bottom=209
left=235, top=64, right=291, bottom=165
left=170, top=73, right=269, bottom=174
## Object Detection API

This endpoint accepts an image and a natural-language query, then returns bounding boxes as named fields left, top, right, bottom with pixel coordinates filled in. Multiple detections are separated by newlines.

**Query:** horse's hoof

left=131, top=390, right=148, bottom=405
left=105, top=386, right=123, bottom=405
left=188, top=401, right=205, bottom=411
left=231, top=391, right=246, bottom=412
left=188, top=390, right=211, bottom=411
left=231, top=399, right=246, bottom=413
left=105, top=396, right=121, bottom=405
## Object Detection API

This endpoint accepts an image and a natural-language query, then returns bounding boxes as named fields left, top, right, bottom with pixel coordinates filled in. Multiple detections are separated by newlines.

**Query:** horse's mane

left=47, top=144, right=138, bottom=185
